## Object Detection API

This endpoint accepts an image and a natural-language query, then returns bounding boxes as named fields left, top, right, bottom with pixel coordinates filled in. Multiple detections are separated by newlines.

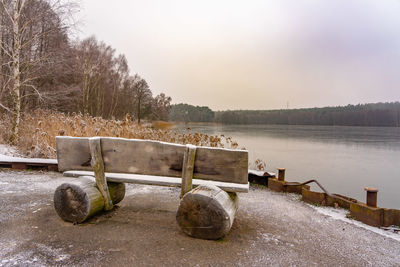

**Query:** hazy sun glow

left=79, top=0, right=400, bottom=110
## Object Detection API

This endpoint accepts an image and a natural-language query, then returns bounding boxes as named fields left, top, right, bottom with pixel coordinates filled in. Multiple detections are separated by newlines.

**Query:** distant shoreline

left=172, top=121, right=400, bottom=128
left=170, top=102, right=400, bottom=127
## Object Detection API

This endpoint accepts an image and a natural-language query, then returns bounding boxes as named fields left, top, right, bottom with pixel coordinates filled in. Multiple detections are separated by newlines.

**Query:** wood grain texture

left=176, top=184, right=238, bottom=240
left=56, top=136, right=92, bottom=172
left=56, top=136, right=248, bottom=184
left=53, top=176, right=125, bottom=223
left=63, top=170, right=249, bottom=193
left=89, top=137, right=113, bottom=211
left=181, top=145, right=196, bottom=198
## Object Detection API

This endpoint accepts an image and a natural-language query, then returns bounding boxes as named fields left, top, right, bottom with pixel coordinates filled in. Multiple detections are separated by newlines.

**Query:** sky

left=78, top=0, right=400, bottom=110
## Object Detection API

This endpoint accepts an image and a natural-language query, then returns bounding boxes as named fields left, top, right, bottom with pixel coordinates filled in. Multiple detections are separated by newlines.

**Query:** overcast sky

left=78, top=0, right=400, bottom=110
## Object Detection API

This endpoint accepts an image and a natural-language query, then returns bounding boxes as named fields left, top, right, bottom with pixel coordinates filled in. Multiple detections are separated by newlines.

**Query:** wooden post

left=181, top=144, right=196, bottom=198
left=278, top=168, right=285, bottom=181
left=89, top=137, right=113, bottom=211
left=365, top=187, right=378, bottom=207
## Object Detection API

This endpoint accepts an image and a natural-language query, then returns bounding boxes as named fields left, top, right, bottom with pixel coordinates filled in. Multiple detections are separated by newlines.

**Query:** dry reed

left=0, top=109, right=239, bottom=159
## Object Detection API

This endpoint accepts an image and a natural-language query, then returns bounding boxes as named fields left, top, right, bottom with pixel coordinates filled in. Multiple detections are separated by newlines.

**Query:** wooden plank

left=100, top=137, right=249, bottom=184
left=248, top=169, right=276, bottom=177
left=0, top=160, right=58, bottom=171
left=100, top=137, right=184, bottom=177
left=63, top=170, right=249, bottom=193
left=181, top=144, right=196, bottom=198
left=56, top=136, right=91, bottom=172
left=194, top=146, right=248, bottom=184
left=11, top=162, right=27, bottom=170
left=56, top=136, right=249, bottom=184
left=89, top=137, right=113, bottom=211
left=0, top=157, right=57, bottom=164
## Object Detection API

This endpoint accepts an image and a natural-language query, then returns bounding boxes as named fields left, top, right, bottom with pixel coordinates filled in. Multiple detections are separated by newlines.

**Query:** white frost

left=313, top=205, right=400, bottom=242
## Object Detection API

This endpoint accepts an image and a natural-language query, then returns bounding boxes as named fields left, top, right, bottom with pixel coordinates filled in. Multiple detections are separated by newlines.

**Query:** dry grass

left=0, top=109, right=239, bottom=158
left=254, top=159, right=267, bottom=171
left=151, top=120, right=174, bottom=129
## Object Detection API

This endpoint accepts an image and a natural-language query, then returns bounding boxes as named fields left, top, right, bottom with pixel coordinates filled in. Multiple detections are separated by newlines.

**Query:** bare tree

left=0, top=3, right=171, bottom=130
left=152, top=93, right=172, bottom=121
left=131, top=75, right=152, bottom=123
left=107, top=54, right=129, bottom=118
left=74, top=36, right=131, bottom=118
left=0, top=0, right=75, bottom=144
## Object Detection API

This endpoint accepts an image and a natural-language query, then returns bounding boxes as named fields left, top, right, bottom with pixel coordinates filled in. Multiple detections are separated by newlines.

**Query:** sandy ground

left=0, top=170, right=400, bottom=266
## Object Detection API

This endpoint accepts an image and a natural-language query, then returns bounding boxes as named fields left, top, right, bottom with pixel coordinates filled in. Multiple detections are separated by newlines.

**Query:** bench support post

left=89, top=137, right=113, bottom=211
left=181, top=144, right=196, bottom=198
left=54, top=176, right=125, bottom=223
left=176, top=184, right=238, bottom=240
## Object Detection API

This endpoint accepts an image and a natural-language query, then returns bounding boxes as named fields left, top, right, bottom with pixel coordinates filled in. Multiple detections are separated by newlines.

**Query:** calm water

left=174, top=124, right=400, bottom=209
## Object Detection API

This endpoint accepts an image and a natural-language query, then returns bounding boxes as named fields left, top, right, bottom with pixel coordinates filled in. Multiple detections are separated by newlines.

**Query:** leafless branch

left=0, top=102, right=13, bottom=113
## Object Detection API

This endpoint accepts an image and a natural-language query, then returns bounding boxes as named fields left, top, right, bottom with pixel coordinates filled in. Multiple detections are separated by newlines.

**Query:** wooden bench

left=54, top=136, right=249, bottom=239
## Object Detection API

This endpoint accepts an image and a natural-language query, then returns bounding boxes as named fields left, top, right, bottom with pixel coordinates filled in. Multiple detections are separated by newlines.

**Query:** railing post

left=364, top=187, right=378, bottom=207
left=278, top=168, right=285, bottom=181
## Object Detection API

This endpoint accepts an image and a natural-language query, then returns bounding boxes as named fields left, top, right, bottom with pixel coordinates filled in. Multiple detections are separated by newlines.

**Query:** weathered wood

left=0, top=157, right=58, bottom=171
left=47, top=164, right=59, bottom=172
left=56, top=136, right=91, bottom=172
left=176, top=184, right=238, bottom=240
left=53, top=176, right=125, bottom=223
left=11, top=162, right=27, bottom=170
left=181, top=144, right=196, bottom=198
left=89, top=137, right=113, bottom=211
left=63, top=170, right=249, bottom=193
left=0, top=157, right=57, bottom=164
left=56, top=136, right=248, bottom=184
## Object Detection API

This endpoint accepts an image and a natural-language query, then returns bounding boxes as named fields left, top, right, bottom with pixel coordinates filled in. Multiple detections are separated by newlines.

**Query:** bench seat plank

left=63, top=170, right=249, bottom=193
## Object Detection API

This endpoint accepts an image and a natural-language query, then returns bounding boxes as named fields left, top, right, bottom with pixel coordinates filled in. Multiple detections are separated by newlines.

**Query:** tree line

left=0, top=0, right=171, bottom=144
left=170, top=102, right=400, bottom=127
left=169, top=103, right=214, bottom=122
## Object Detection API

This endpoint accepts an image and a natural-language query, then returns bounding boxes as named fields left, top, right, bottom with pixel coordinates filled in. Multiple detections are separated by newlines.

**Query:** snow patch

left=0, top=244, right=71, bottom=266
left=0, top=144, right=21, bottom=157
left=0, top=143, right=57, bottom=163
left=313, top=205, right=400, bottom=242
left=125, top=184, right=170, bottom=196
left=260, top=233, right=281, bottom=245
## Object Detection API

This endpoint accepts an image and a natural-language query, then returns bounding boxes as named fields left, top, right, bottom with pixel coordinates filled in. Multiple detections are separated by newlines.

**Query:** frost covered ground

left=0, top=169, right=399, bottom=266
left=0, top=145, right=21, bottom=160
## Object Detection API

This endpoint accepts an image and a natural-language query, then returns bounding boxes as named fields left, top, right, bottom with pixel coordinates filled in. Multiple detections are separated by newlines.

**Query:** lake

left=173, top=124, right=400, bottom=209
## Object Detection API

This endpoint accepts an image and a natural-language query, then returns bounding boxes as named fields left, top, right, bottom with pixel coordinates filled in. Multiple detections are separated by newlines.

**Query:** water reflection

left=174, top=124, right=400, bottom=209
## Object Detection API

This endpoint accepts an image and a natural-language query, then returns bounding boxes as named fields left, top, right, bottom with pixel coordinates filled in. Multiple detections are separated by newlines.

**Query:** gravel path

left=0, top=170, right=399, bottom=266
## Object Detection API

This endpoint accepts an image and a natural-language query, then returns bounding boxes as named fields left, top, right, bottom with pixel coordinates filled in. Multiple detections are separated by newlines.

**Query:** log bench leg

left=53, top=176, right=125, bottom=223
left=176, top=184, right=238, bottom=240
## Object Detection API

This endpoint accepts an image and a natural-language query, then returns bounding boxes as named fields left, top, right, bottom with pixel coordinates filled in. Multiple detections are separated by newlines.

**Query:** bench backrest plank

left=56, top=137, right=92, bottom=172
left=56, top=136, right=248, bottom=184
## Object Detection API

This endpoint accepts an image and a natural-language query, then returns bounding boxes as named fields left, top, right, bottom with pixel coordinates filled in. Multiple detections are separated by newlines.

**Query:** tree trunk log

left=53, top=176, right=125, bottom=223
left=176, top=185, right=238, bottom=240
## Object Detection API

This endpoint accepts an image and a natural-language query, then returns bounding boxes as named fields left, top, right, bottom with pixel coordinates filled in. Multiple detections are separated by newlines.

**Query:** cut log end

left=176, top=184, right=238, bottom=240
left=53, top=182, right=90, bottom=223
left=53, top=176, right=125, bottom=223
